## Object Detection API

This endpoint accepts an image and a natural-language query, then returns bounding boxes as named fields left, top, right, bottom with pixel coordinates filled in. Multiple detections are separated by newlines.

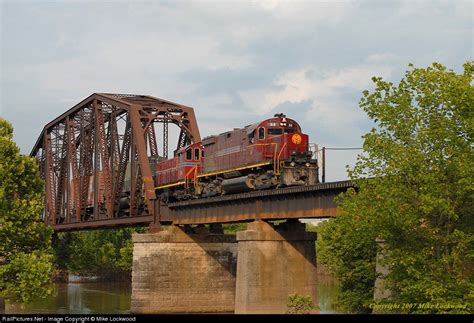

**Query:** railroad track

left=167, top=180, right=353, bottom=208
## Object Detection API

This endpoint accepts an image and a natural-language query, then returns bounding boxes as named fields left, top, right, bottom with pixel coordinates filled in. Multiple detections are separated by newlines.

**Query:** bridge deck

left=51, top=180, right=353, bottom=231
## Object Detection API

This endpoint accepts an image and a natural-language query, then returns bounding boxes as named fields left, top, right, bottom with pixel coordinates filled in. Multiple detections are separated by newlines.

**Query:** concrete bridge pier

left=131, top=225, right=238, bottom=313
left=234, top=220, right=318, bottom=314
left=131, top=220, right=318, bottom=314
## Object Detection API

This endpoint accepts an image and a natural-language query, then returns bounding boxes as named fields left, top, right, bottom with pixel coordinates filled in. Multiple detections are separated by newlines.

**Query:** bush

left=286, top=293, right=315, bottom=314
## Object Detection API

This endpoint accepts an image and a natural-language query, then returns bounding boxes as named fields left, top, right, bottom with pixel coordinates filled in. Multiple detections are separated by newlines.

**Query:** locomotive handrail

left=184, top=165, right=200, bottom=189
left=308, top=143, right=319, bottom=159
left=276, top=142, right=287, bottom=175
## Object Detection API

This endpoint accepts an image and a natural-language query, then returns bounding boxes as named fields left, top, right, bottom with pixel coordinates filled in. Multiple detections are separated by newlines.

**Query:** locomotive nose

left=291, top=133, right=303, bottom=145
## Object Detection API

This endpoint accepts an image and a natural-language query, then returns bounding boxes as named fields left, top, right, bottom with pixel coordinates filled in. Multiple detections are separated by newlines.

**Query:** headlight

left=305, top=163, right=310, bottom=167
left=290, top=162, right=295, bottom=167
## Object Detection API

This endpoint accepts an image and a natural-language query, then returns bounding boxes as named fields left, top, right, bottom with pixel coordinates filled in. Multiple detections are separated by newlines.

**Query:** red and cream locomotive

left=156, top=113, right=319, bottom=201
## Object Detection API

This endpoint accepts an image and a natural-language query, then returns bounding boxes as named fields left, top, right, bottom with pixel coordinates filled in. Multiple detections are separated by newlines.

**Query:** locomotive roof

left=244, top=122, right=260, bottom=135
left=202, top=116, right=300, bottom=141
left=245, top=116, right=300, bottom=134
left=202, top=122, right=259, bottom=141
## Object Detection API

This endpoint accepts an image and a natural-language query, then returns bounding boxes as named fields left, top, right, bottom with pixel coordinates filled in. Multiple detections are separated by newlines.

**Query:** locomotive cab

left=176, top=142, right=204, bottom=181
left=252, top=113, right=319, bottom=186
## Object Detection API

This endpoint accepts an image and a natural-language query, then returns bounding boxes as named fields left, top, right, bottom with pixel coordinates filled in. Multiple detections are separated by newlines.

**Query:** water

left=5, top=283, right=132, bottom=314
left=318, top=267, right=341, bottom=314
left=5, top=272, right=340, bottom=314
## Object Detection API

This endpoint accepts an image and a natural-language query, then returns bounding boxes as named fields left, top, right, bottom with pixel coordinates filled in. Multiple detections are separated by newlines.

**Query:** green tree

left=318, top=62, right=473, bottom=313
left=0, top=118, right=54, bottom=303
left=54, top=227, right=146, bottom=278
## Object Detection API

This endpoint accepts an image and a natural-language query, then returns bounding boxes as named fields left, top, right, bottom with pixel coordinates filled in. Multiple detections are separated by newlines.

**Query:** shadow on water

left=6, top=268, right=340, bottom=314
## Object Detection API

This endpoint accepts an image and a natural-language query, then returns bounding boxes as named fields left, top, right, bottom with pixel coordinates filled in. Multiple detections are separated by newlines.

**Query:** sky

left=1, top=0, right=472, bottom=181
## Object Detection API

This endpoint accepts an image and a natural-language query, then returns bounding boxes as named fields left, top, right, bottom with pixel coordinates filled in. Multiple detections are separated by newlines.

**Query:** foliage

left=222, top=223, right=247, bottom=234
left=317, top=62, right=473, bottom=313
left=116, top=239, right=134, bottom=271
left=54, top=227, right=146, bottom=278
left=317, top=211, right=377, bottom=313
left=286, top=293, right=315, bottom=314
left=0, top=251, right=53, bottom=303
left=0, top=118, right=54, bottom=303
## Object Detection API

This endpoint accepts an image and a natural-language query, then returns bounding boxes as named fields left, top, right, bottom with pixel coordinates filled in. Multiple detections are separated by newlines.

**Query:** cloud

left=253, top=0, right=354, bottom=24
left=1, top=0, right=471, bottom=181
left=239, top=62, right=392, bottom=140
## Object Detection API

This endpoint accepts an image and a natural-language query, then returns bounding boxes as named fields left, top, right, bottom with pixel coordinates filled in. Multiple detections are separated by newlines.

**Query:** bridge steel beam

left=159, top=181, right=352, bottom=225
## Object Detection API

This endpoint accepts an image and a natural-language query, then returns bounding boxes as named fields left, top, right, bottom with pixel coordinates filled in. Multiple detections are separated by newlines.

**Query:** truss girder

left=31, top=93, right=201, bottom=227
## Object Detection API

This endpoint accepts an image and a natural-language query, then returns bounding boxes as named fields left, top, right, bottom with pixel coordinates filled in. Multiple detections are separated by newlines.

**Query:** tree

left=0, top=118, right=54, bottom=303
left=318, top=62, right=473, bottom=313
left=54, top=227, right=146, bottom=279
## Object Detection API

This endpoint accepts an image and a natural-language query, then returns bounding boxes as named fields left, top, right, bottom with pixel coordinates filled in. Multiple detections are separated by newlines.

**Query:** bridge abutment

left=234, top=220, right=318, bottom=314
left=131, top=225, right=237, bottom=313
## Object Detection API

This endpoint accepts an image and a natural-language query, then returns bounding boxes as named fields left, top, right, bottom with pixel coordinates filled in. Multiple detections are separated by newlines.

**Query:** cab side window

left=186, top=148, right=192, bottom=161
left=258, top=127, right=265, bottom=140
left=194, top=148, right=200, bottom=161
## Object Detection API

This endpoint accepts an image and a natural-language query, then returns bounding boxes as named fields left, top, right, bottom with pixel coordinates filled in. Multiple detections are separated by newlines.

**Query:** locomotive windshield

left=265, top=118, right=301, bottom=136
left=268, top=128, right=283, bottom=136
left=267, top=126, right=297, bottom=136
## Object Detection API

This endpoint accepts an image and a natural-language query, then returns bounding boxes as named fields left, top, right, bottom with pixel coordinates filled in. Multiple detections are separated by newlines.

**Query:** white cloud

left=10, top=32, right=253, bottom=96
left=195, top=93, right=234, bottom=108
left=253, top=0, right=354, bottom=24
left=367, top=53, right=397, bottom=63
left=239, top=62, right=392, bottom=127
left=239, top=68, right=314, bottom=115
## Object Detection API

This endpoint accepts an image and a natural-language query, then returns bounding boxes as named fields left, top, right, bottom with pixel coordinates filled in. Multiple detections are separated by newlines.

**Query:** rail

left=168, top=179, right=353, bottom=208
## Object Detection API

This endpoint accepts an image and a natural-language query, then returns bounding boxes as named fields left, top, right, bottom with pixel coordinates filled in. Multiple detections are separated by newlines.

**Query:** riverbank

left=52, top=270, right=131, bottom=284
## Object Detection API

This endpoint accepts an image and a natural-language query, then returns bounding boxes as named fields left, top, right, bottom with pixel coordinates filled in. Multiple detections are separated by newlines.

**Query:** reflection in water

left=6, top=270, right=340, bottom=314
left=5, top=283, right=131, bottom=314
left=318, top=266, right=341, bottom=314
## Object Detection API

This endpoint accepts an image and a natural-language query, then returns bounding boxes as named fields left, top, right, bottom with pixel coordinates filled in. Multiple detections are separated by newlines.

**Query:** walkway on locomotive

left=154, top=114, right=317, bottom=191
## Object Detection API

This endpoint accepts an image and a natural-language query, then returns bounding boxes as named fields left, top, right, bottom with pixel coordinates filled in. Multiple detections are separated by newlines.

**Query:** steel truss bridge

left=31, top=93, right=353, bottom=232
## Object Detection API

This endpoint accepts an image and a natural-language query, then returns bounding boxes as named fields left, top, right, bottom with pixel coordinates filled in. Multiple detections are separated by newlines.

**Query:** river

left=5, top=269, right=340, bottom=314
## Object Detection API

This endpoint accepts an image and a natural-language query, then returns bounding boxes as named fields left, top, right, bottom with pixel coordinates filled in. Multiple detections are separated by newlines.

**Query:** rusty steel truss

left=31, top=93, right=200, bottom=228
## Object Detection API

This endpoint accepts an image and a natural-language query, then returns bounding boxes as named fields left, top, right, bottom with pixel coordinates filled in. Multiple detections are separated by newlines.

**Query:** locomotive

left=156, top=113, right=319, bottom=202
